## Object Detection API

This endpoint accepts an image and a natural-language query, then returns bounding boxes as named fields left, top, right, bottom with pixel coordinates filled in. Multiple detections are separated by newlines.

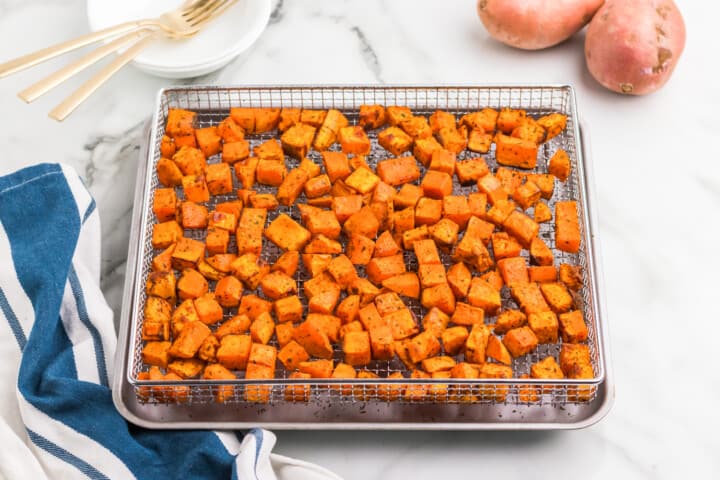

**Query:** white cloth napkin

left=0, top=163, right=341, bottom=480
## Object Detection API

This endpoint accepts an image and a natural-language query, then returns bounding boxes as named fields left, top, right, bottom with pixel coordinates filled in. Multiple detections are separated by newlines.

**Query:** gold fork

left=48, top=0, right=236, bottom=121
left=0, top=0, right=223, bottom=79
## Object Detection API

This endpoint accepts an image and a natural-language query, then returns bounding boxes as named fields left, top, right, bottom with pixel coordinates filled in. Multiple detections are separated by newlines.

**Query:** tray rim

left=112, top=84, right=614, bottom=430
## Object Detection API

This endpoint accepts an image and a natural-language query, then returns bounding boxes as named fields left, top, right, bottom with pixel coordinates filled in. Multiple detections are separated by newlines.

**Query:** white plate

left=86, top=0, right=271, bottom=78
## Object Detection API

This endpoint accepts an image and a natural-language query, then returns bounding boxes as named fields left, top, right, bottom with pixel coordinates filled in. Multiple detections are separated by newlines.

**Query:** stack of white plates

left=86, top=0, right=272, bottom=78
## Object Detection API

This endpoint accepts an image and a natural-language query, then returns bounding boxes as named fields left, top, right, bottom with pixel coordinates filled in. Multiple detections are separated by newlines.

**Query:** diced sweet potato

left=502, top=326, right=538, bottom=358
left=265, top=214, right=311, bottom=251
left=531, top=356, right=564, bottom=379
left=466, top=277, right=501, bottom=315
left=344, top=206, right=380, bottom=239
left=460, top=109, right=498, bottom=132
left=195, top=126, right=221, bottom=158
left=214, top=275, right=243, bottom=308
left=314, top=109, right=348, bottom=151
left=385, top=308, right=419, bottom=340
left=366, top=254, right=406, bottom=285
left=194, top=293, right=223, bottom=325
left=260, top=271, right=297, bottom=300
left=273, top=295, right=303, bottom=323
left=494, top=309, right=527, bottom=334
left=214, top=314, right=251, bottom=339
left=558, top=310, right=588, bottom=343
left=450, top=302, right=485, bottom=326
left=244, top=363, right=274, bottom=403
left=216, top=334, right=252, bottom=370
left=486, top=335, right=512, bottom=365
left=293, top=319, right=333, bottom=359
left=169, top=320, right=211, bottom=358
left=503, top=210, right=539, bottom=248
left=539, top=282, right=574, bottom=314
left=171, top=237, right=205, bottom=270
left=441, top=326, right=468, bottom=355
left=477, top=174, right=508, bottom=206
left=402, top=224, right=429, bottom=250
left=510, top=282, right=551, bottom=315
left=276, top=341, right=309, bottom=372
left=555, top=201, right=581, bottom=253
left=407, top=331, right=441, bottom=363
left=376, top=156, right=421, bottom=186
left=142, top=341, right=171, bottom=368
left=378, top=126, right=413, bottom=156
left=467, top=129, right=493, bottom=153
left=418, top=264, right=447, bottom=289
left=177, top=268, right=209, bottom=300
left=338, top=126, right=371, bottom=155
left=559, top=263, right=583, bottom=291
left=528, top=266, right=558, bottom=283
left=343, top=331, right=371, bottom=366
left=250, top=312, right=275, bottom=345
left=513, top=180, right=541, bottom=210
left=202, top=364, right=236, bottom=402
left=486, top=199, right=516, bottom=226
left=359, top=104, right=387, bottom=129
left=537, top=113, right=567, bottom=140
left=446, top=262, right=471, bottom=299
left=437, top=127, right=467, bottom=154
left=534, top=201, right=552, bottom=223
left=345, top=167, right=380, bottom=194
left=152, top=220, right=183, bottom=249
left=281, top=123, right=316, bottom=159
left=527, top=173, right=555, bottom=200
left=465, top=324, right=491, bottom=364
left=421, top=282, right=456, bottom=315
left=528, top=311, right=559, bottom=344
left=298, top=359, right=334, bottom=378
left=346, top=234, right=375, bottom=265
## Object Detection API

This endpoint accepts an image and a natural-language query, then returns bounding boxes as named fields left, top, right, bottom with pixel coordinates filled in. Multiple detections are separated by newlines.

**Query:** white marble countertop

left=1, top=0, right=718, bottom=478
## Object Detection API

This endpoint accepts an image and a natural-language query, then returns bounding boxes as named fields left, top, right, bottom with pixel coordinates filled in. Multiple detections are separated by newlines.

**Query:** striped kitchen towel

left=0, top=163, right=340, bottom=480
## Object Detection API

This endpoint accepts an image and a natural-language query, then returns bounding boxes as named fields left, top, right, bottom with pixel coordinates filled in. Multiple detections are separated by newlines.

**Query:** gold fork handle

left=49, top=32, right=157, bottom=121
left=18, top=29, right=153, bottom=103
left=0, top=20, right=147, bottom=79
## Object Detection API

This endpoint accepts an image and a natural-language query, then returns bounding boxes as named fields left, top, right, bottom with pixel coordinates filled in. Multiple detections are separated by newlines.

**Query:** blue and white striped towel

left=0, top=164, right=341, bottom=480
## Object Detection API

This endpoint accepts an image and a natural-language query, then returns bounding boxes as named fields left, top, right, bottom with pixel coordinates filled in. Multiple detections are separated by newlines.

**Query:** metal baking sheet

left=112, top=85, right=613, bottom=429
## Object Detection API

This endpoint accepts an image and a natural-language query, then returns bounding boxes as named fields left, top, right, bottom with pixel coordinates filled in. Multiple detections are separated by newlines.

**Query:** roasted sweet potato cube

left=394, top=339, right=415, bottom=369
left=272, top=295, right=302, bottom=324
left=169, top=320, right=211, bottom=358
left=531, top=356, right=564, bottom=379
left=293, top=320, right=333, bottom=359
left=302, top=253, right=332, bottom=277
left=281, top=123, right=316, bottom=159
left=250, top=312, right=275, bottom=345
left=467, top=277, right=501, bottom=315
left=441, top=326, right=468, bottom=355
left=421, top=170, right=453, bottom=199
left=486, top=335, right=512, bottom=365
left=142, top=341, right=171, bottom=368
left=376, top=156, right=421, bottom=186
left=415, top=197, right=443, bottom=225
left=495, top=133, right=538, bottom=169
left=277, top=340, right=310, bottom=372
left=338, top=126, right=371, bottom=155
left=182, top=174, right=210, bottom=203
left=302, top=174, right=331, bottom=199
left=170, top=237, right=205, bottom=269
left=344, top=167, right=380, bottom=194
left=534, top=201, right=552, bottom=224
left=450, top=302, right=485, bottom=326
left=275, top=322, right=295, bottom=349
left=535, top=112, right=566, bottom=140
left=503, top=326, right=538, bottom=357
left=454, top=158, right=489, bottom=185
left=444, top=263, right=470, bottom=300
left=202, top=364, right=236, bottom=402
left=528, top=311, right=559, bottom=343
left=421, top=355, right=456, bottom=374
left=244, top=363, right=274, bottom=403
left=385, top=106, right=412, bottom=126
left=231, top=253, right=263, bottom=288
left=477, top=174, right=508, bottom=205
left=559, top=310, right=588, bottom=343
left=503, top=211, right=539, bottom=248
left=151, top=244, right=175, bottom=273
left=156, top=157, right=183, bottom=187
left=323, top=254, right=355, bottom=288
left=366, top=254, right=406, bottom=285
left=400, top=116, right=432, bottom=139
left=539, top=282, right=574, bottom=313
left=152, top=188, right=177, bottom=222
left=495, top=167, right=525, bottom=196
left=214, top=275, right=243, bottom=308
left=428, top=218, right=459, bottom=248
left=198, top=335, right=220, bottom=363
left=441, top=196, right=470, bottom=229
left=308, top=283, right=341, bottom=314
left=216, top=334, right=252, bottom=370
left=173, top=134, right=197, bottom=149
left=378, top=126, right=413, bottom=156
left=248, top=343, right=278, bottom=369
left=491, top=232, right=521, bottom=260
left=410, top=238, right=439, bottom=265
left=486, top=196, right=517, bottom=228
left=358, top=104, right=386, bottom=129
left=528, top=266, right=558, bottom=283
left=215, top=314, right=251, bottom=339
left=555, top=201, right=581, bottom=253
left=494, top=309, right=527, bottom=334
left=276, top=168, right=308, bottom=206
left=371, top=231, right=399, bottom=258
left=229, top=108, right=255, bottom=132
left=277, top=108, right=301, bottom=132
left=254, top=159, right=285, bottom=187
left=460, top=109, right=498, bottom=132
left=314, top=109, right=348, bottom=151
left=342, top=331, right=371, bottom=366
left=510, top=282, right=551, bottom=315
left=559, top=344, right=592, bottom=375
left=298, top=359, right=334, bottom=378
left=559, top=263, right=583, bottom=291
left=217, top=116, right=244, bottom=143
left=179, top=202, right=207, bottom=229
left=495, top=108, right=526, bottom=134
left=221, top=140, right=250, bottom=164
left=299, top=109, right=327, bottom=127
left=303, top=272, right=336, bottom=298
left=344, top=233, right=373, bottom=265
left=380, top=272, right=419, bottom=299
left=177, top=268, right=209, bottom=300
left=421, top=282, right=456, bottom=315
left=466, top=193, right=487, bottom=220
left=371, top=293, right=401, bottom=317
left=497, top=257, right=529, bottom=285
left=304, top=210, right=341, bottom=240
left=152, top=220, right=183, bottom=249
left=254, top=109, right=281, bottom=133
left=195, top=126, right=222, bottom=158
left=194, top=293, right=223, bottom=325
left=260, top=271, right=297, bottom=300
left=437, top=127, right=467, bottom=154
left=142, top=297, right=171, bottom=341
left=167, top=358, right=205, bottom=379
left=367, top=324, right=394, bottom=361
left=386, top=308, right=419, bottom=340
left=265, top=214, right=311, bottom=252
left=428, top=110, right=456, bottom=133
left=407, top=331, right=441, bottom=363
left=513, top=180, right=541, bottom=210
left=145, top=270, right=176, bottom=301
left=413, top=136, right=443, bottom=165
left=467, top=129, right=493, bottom=153
left=166, top=108, right=196, bottom=137
left=512, top=117, right=546, bottom=144
left=343, top=206, right=380, bottom=239
left=418, top=264, right=447, bottom=289
left=173, top=146, right=206, bottom=175
left=465, top=324, right=490, bottom=364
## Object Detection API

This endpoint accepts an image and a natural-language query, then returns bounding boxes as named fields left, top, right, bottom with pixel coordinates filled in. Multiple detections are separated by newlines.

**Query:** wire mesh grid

left=129, top=85, right=602, bottom=408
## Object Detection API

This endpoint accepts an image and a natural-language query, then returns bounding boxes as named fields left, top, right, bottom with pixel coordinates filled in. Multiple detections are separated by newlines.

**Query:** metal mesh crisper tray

left=123, top=85, right=609, bottom=420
